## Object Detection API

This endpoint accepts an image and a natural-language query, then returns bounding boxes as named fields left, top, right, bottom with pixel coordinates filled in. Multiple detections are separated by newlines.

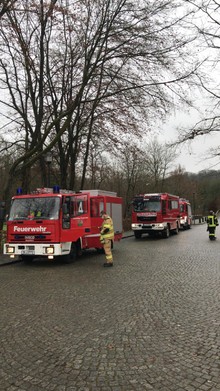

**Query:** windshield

left=8, top=197, right=61, bottom=221
left=133, top=198, right=161, bottom=212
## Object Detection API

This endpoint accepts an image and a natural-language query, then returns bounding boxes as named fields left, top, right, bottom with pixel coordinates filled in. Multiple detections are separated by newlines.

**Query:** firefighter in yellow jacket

left=207, top=210, right=218, bottom=240
left=100, top=210, right=114, bottom=267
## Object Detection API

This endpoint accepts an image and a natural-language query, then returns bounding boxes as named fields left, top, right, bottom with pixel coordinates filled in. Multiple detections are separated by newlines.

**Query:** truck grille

left=137, top=216, right=156, bottom=222
left=13, top=235, right=47, bottom=241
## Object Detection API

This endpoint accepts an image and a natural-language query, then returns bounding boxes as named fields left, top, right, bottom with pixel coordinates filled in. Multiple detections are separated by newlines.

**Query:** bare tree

left=0, top=0, right=200, bottom=201
left=176, top=1, right=220, bottom=152
left=0, top=0, right=17, bottom=18
left=143, top=138, right=177, bottom=192
left=116, top=143, right=147, bottom=218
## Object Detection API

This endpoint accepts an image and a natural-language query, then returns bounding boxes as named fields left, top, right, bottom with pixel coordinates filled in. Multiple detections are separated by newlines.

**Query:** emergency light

left=53, top=185, right=60, bottom=194
left=16, top=188, right=22, bottom=195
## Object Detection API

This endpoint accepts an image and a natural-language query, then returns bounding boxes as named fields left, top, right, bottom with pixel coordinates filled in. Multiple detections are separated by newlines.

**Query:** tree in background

left=0, top=0, right=200, bottom=202
left=143, top=138, right=177, bottom=192
left=116, top=143, right=146, bottom=218
left=176, top=1, right=220, bottom=161
left=0, top=0, right=17, bottom=18
left=194, top=170, right=220, bottom=214
left=75, top=135, right=177, bottom=218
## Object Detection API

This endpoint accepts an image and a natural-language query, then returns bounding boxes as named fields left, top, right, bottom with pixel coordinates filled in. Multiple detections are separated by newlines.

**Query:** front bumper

left=131, top=223, right=166, bottom=232
left=4, top=242, right=72, bottom=259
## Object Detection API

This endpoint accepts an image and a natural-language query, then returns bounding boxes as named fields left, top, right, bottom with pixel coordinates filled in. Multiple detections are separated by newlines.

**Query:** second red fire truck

left=4, top=187, right=123, bottom=263
left=131, top=192, right=180, bottom=238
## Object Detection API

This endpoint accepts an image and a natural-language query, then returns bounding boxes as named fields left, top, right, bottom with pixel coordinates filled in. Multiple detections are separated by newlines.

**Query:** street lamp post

left=45, top=152, right=52, bottom=188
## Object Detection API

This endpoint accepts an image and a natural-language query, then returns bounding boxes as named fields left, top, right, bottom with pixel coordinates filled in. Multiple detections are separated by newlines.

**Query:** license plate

left=21, top=250, right=35, bottom=255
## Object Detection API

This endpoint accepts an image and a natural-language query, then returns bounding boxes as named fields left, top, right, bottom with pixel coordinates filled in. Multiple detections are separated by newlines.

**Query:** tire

left=96, top=247, right=105, bottom=254
left=134, top=231, right=142, bottom=239
left=64, top=242, right=78, bottom=264
left=162, top=226, right=170, bottom=238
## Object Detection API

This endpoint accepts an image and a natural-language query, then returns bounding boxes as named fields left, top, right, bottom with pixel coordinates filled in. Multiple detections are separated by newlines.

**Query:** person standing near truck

left=207, top=210, right=218, bottom=240
left=100, top=210, right=114, bottom=267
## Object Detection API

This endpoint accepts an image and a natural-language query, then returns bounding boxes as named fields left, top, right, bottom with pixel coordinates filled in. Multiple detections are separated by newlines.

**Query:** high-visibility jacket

left=100, top=215, right=114, bottom=242
left=207, top=215, right=218, bottom=227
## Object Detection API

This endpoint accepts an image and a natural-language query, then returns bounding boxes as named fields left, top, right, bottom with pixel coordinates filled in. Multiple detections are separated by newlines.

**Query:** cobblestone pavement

left=0, top=224, right=220, bottom=391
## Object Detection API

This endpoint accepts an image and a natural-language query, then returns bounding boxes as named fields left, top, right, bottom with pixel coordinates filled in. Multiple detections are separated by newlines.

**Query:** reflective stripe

left=207, top=215, right=218, bottom=227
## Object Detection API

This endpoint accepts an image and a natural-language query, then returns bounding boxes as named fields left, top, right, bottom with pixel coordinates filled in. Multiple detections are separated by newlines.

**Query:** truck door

left=71, top=194, right=89, bottom=229
left=90, top=197, right=104, bottom=232
left=62, top=194, right=89, bottom=229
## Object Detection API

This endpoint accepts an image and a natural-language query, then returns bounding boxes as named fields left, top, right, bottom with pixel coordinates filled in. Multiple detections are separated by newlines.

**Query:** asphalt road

left=0, top=224, right=220, bottom=391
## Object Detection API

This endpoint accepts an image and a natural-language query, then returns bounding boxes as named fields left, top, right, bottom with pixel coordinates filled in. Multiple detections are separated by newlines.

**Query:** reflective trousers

left=103, top=239, right=113, bottom=264
left=208, top=226, right=216, bottom=238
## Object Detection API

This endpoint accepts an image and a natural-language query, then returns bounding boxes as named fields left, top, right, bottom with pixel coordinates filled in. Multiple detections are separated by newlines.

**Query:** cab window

left=90, top=198, right=104, bottom=217
left=70, top=195, right=88, bottom=217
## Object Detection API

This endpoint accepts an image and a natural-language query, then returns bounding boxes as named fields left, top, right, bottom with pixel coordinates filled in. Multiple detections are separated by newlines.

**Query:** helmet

left=209, top=210, right=214, bottom=215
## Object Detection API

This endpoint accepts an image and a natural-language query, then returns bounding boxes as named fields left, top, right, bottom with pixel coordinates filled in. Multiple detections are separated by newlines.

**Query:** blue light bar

left=53, top=185, right=60, bottom=194
left=16, top=188, right=22, bottom=195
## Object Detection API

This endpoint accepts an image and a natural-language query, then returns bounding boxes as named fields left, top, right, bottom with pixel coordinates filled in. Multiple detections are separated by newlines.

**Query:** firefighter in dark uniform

left=207, top=210, right=218, bottom=240
left=100, top=210, right=114, bottom=267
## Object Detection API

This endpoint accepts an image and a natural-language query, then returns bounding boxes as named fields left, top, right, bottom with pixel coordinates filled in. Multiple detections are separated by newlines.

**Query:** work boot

left=103, top=262, right=113, bottom=267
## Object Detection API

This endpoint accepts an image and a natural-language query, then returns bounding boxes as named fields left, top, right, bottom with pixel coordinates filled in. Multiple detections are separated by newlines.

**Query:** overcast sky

left=155, top=1, right=220, bottom=175
left=158, top=109, right=220, bottom=174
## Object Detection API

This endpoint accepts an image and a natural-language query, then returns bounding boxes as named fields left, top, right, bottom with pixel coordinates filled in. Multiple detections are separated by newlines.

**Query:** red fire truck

left=179, top=198, right=192, bottom=229
left=4, top=187, right=123, bottom=262
left=131, top=193, right=180, bottom=238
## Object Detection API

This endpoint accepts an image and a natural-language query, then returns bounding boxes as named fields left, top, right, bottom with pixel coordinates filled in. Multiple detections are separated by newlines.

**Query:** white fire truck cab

left=131, top=192, right=180, bottom=239
left=4, top=187, right=123, bottom=263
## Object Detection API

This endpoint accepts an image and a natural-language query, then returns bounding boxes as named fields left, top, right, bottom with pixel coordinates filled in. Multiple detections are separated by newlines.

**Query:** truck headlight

left=46, top=246, right=54, bottom=254
left=6, top=246, right=15, bottom=254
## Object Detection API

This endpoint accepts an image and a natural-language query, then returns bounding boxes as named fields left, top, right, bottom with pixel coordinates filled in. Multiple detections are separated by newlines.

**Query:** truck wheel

left=134, top=231, right=142, bottom=239
left=64, top=243, right=78, bottom=263
left=162, top=226, right=170, bottom=238
left=96, top=247, right=105, bottom=254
